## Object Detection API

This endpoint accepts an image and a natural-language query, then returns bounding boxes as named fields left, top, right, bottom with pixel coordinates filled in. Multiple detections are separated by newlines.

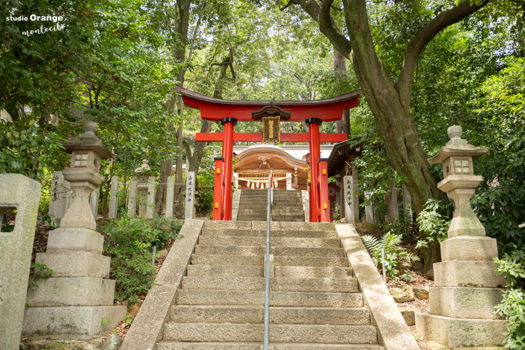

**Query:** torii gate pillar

left=306, top=118, right=321, bottom=222
left=221, top=118, right=236, bottom=220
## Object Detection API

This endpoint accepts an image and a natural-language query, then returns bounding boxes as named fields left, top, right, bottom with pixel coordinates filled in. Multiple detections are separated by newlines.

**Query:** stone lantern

left=59, top=120, right=112, bottom=230
left=23, top=120, right=126, bottom=336
left=416, top=125, right=506, bottom=349
left=428, top=124, right=488, bottom=237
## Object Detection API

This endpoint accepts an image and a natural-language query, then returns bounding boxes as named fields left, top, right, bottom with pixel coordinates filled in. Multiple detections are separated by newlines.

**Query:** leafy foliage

left=101, top=216, right=182, bottom=304
left=361, top=232, right=418, bottom=281
left=495, top=250, right=525, bottom=349
left=416, top=199, right=451, bottom=249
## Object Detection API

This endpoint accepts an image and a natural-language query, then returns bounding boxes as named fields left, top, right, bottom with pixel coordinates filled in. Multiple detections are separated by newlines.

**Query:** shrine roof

left=327, top=138, right=363, bottom=177
left=176, top=86, right=361, bottom=122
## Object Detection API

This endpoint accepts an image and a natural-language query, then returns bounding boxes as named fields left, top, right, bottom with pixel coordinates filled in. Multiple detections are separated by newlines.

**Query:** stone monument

left=0, top=174, right=41, bottom=350
left=134, top=159, right=155, bottom=218
left=185, top=171, right=195, bottom=219
left=416, top=125, right=506, bottom=349
left=23, top=120, right=126, bottom=336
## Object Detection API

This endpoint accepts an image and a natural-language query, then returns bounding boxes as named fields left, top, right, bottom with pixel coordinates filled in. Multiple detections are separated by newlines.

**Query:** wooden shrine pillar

left=221, top=118, right=236, bottom=220
left=306, top=118, right=322, bottom=222
left=212, top=157, right=224, bottom=220
left=318, top=158, right=330, bottom=222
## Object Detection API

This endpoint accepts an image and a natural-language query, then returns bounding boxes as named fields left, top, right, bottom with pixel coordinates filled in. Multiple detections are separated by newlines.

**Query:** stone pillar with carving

left=23, top=121, right=126, bottom=336
left=135, top=159, right=151, bottom=218
left=416, top=125, right=506, bottom=349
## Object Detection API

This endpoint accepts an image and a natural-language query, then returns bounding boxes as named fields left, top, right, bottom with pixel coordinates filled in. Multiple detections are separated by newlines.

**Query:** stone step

left=187, top=264, right=263, bottom=277
left=157, top=342, right=383, bottom=350
left=198, top=236, right=341, bottom=248
left=237, top=216, right=268, bottom=220
left=275, top=266, right=352, bottom=279
left=272, top=216, right=305, bottom=222
left=190, top=254, right=349, bottom=267
left=176, top=290, right=363, bottom=307
left=201, top=229, right=336, bottom=238
left=242, top=191, right=300, bottom=196
left=169, top=305, right=370, bottom=324
left=194, top=245, right=345, bottom=257
left=163, top=323, right=378, bottom=344
left=238, top=209, right=304, bottom=216
left=181, top=276, right=358, bottom=292
left=202, top=221, right=333, bottom=231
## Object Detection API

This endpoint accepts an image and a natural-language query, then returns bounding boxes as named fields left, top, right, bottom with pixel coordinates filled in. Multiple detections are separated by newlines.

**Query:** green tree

left=283, top=0, right=499, bottom=213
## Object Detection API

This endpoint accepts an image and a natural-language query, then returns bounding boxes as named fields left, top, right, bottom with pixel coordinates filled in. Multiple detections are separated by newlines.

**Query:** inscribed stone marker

left=0, top=174, right=41, bottom=350
left=185, top=172, right=196, bottom=219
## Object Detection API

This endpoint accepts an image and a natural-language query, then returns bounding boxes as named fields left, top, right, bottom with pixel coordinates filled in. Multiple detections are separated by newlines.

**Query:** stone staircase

left=237, top=189, right=304, bottom=222
left=155, top=220, right=384, bottom=349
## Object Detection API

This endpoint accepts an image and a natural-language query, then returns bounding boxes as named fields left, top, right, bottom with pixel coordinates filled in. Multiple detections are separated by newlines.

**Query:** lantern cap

left=428, top=125, right=487, bottom=164
left=63, top=120, right=112, bottom=159
left=135, top=159, right=151, bottom=174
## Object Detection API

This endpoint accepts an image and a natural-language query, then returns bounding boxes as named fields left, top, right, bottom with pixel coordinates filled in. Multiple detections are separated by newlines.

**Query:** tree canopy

left=1, top=0, right=523, bottom=251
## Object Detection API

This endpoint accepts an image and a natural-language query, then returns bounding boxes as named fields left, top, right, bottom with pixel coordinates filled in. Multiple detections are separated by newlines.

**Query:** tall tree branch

left=398, top=0, right=489, bottom=108
left=292, top=0, right=351, bottom=58
left=319, top=0, right=352, bottom=58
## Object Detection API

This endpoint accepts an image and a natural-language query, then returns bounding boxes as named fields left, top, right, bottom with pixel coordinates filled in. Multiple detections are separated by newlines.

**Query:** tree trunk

left=188, top=52, right=232, bottom=172
left=343, top=0, right=445, bottom=213
left=156, top=0, right=191, bottom=216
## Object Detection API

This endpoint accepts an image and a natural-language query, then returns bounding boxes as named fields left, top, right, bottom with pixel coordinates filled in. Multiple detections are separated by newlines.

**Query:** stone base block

left=434, top=261, right=505, bottom=288
left=27, top=277, right=116, bottom=306
left=429, top=287, right=503, bottom=319
left=415, top=313, right=506, bottom=348
left=47, top=228, right=104, bottom=253
left=23, top=305, right=126, bottom=336
left=35, top=251, right=110, bottom=278
left=440, top=236, right=498, bottom=262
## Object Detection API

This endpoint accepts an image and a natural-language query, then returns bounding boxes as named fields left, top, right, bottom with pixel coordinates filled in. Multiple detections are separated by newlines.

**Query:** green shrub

left=361, top=232, right=418, bottom=281
left=495, top=250, right=525, bottom=349
left=472, top=136, right=525, bottom=255
left=101, top=216, right=182, bottom=304
left=415, top=199, right=451, bottom=249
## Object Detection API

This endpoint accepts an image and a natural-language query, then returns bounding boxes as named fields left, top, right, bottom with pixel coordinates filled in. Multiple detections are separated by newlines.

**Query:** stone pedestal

left=416, top=126, right=506, bottom=349
left=23, top=122, right=125, bottom=336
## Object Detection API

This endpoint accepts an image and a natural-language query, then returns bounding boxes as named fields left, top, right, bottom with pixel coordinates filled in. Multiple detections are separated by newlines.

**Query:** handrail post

left=263, top=172, right=272, bottom=350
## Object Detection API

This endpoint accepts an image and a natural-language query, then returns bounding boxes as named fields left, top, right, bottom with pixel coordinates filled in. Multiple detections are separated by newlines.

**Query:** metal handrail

left=263, top=172, right=272, bottom=350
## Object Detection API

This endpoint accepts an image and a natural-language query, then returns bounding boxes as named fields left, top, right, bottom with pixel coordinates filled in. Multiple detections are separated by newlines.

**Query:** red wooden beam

left=176, top=86, right=361, bottom=122
left=196, top=132, right=348, bottom=144
left=196, top=132, right=224, bottom=142
left=234, top=133, right=263, bottom=142
left=320, top=133, right=348, bottom=143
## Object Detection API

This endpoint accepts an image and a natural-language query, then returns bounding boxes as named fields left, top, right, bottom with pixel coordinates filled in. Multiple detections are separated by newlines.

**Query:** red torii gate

left=175, top=86, right=361, bottom=222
